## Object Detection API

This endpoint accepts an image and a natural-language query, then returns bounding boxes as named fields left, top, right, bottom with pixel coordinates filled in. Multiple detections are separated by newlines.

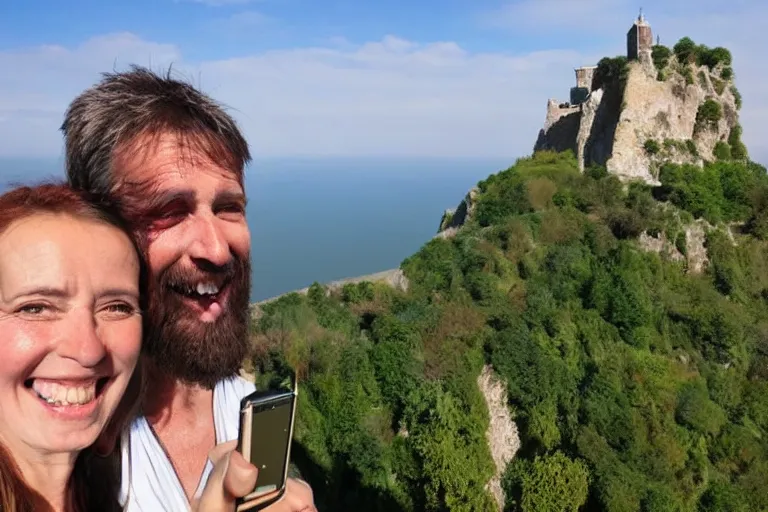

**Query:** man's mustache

left=158, top=259, right=240, bottom=289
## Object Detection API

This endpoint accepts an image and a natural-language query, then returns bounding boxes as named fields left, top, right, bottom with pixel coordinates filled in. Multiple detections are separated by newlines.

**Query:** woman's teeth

left=31, top=380, right=97, bottom=406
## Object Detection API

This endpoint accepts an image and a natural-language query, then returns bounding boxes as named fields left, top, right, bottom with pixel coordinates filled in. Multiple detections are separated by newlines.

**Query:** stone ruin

left=533, top=10, right=740, bottom=184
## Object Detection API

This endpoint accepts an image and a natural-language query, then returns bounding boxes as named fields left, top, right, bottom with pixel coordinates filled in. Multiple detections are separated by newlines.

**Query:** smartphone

left=235, top=378, right=298, bottom=511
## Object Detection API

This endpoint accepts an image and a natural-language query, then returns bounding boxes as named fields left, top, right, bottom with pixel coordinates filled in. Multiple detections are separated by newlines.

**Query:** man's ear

left=94, top=361, right=145, bottom=457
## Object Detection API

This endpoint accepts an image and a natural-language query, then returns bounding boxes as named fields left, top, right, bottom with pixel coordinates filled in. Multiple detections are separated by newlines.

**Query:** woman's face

left=0, top=213, right=142, bottom=457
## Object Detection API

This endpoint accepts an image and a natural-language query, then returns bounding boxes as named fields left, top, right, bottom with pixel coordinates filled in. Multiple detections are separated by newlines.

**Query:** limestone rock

left=685, top=220, right=710, bottom=275
left=637, top=230, right=685, bottom=263
left=606, top=62, right=737, bottom=184
left=477, top=364, right=519, bottom=511
left=435, top=186, right=479, bottom=237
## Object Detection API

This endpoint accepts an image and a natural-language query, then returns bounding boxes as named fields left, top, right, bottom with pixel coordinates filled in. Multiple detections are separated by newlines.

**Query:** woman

left=0, top=182, right=256, bottom=511
left=0, top=182, right=143, bottom=511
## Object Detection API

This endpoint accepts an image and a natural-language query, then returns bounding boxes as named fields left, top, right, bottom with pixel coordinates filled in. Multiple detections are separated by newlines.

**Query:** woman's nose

left=55, top=309, right=107, bottom=368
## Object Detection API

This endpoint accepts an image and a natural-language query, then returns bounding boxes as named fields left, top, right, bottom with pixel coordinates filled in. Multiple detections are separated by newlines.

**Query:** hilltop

left=246, top=15, right=768, bottom=512
left=533, top=13, right=743, bottom=186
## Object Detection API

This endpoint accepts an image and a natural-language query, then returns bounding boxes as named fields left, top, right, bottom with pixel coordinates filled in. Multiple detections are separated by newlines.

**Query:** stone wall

left=575, top=66, right=597, bottom=90
left=533, top=100, right=581, bottom=156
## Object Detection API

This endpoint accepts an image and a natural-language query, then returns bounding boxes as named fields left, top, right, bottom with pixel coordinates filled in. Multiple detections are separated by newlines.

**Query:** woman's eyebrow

left=6, top=286, right=69, bottom=302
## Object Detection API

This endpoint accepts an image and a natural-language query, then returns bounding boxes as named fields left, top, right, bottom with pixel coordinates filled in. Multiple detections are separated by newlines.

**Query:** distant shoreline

left=252, top=267, right=408, bottom=307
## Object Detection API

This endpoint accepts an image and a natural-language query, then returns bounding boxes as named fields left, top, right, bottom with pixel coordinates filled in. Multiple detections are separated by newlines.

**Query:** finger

left=224, top=449, right=259, bottom=498
left=193, top=451, right=231, bottom=511
left=193, top=442, right=258, bottom=511
left=208, top=440, right=238, bottom=466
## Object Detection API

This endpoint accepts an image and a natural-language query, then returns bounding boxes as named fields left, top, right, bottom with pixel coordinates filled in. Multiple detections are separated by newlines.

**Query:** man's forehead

left=113, top=132, right=244, bottom=193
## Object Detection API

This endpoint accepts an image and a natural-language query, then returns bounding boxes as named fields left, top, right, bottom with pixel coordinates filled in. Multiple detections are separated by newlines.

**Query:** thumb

left=192, top=441, right=259, bottom=512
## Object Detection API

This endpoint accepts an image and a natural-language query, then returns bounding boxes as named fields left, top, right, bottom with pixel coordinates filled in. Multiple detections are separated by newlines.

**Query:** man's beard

left=142, top=256, right=251, bottom=390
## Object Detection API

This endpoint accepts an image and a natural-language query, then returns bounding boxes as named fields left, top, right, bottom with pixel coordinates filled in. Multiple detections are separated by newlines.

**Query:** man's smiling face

left=113, top=131, right=252, bottom=388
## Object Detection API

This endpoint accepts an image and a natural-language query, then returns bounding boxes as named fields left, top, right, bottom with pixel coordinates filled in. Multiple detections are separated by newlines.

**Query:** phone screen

left=248, top=397, right=293, bottom=495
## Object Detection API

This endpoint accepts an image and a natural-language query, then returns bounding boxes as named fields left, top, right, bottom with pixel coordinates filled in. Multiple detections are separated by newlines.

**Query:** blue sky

left=0, top=0, right=765, bottom=163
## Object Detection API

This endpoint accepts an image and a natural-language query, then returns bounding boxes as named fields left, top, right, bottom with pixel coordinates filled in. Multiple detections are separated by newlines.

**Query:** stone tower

left=570, top=66, right=597, bottom=104
left=627, top=10, right=653, bottom=62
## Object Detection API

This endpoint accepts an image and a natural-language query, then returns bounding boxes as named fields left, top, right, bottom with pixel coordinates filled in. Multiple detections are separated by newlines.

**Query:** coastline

left=251, top=267, right=408, bottom=307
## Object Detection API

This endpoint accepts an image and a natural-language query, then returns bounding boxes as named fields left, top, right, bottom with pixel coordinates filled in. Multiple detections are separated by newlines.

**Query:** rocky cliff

left=534, top=33, right=742, bottom=185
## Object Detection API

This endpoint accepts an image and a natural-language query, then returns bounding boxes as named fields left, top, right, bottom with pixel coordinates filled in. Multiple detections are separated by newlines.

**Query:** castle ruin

left=542, top=11, right=653, bottom=114
left=533, top=10, right=740, bottom=184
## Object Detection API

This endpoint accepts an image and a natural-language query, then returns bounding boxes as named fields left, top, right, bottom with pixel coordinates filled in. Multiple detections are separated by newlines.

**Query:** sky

left=0, top=0, right=765, bottom=164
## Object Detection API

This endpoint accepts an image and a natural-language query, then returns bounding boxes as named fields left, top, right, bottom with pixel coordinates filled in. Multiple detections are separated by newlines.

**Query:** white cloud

left=0, top=33, right=587, bottom=160
left=0, top=33, right=179, bottom=159
left=0, top=3, right=765, bottom=164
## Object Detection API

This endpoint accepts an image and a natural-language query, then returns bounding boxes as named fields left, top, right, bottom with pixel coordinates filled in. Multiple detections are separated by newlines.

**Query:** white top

left=118, top=375, right=256, bottom=511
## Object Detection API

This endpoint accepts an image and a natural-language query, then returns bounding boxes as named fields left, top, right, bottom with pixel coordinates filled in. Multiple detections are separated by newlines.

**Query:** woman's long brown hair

left=0, top=182, right=147, bottom=512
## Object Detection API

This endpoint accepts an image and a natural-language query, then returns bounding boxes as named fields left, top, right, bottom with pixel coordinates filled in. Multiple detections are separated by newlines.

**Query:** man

left=61, top=66, right=316, bottom=511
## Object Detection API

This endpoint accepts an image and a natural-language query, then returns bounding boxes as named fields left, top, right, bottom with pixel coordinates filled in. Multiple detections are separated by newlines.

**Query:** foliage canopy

left=250, top=150, right=768, bottom=511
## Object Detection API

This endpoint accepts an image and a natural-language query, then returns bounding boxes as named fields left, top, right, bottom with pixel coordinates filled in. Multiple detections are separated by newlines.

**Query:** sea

left=0, top=156, right=514, bottom=302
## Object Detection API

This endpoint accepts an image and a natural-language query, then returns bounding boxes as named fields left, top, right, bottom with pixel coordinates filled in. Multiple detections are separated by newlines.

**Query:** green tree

left=673, top=37, right=697, bottom=64
left=517, top=452, right=590, bottom=512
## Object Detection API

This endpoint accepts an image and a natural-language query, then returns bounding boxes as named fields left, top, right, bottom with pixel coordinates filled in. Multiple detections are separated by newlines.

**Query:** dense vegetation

left=653, top=37, right=736, bottom=95
left=672, top=37, right=732, bottom=73
left=248, top=150, right=768, bottom=511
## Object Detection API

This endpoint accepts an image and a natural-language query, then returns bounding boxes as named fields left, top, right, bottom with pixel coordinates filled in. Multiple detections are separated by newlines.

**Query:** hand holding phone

left=235, top=377, right=298, bottom=511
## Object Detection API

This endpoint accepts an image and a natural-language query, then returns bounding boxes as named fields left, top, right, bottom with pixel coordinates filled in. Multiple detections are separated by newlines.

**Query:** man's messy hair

left=60, top=64, right=251, bottom=201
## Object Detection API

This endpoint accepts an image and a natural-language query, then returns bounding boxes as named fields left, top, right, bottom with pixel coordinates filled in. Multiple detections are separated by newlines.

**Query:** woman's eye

left=14, top=303, right=58, bottom=320
left=18, top=304, right=47, bottom=315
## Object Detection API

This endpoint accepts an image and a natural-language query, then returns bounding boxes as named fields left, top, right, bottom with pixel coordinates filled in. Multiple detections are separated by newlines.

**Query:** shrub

left=721, top=66, right=733, bottom=81
left=673, top=37, right=697, bottom=64
left=706, top=47, right=733, bottom=67
left=698, top=70, right=708, bottom=87
left=714, top=142, right=732, bottom=161
left=711, top=77, right=726, bottom=95
left=675, top=231, right=687, bottom=256
left=651, top=44, right=671, bottom=71
left=676, top=379, right=727, bottom=435
left=662, top=139, right=688, bottom=154
left=593, top=56, right=629, bottom=91
left=516, top=452, right=590, bottom=512
left=644, top=139, right=660, bottom=155
left=698, top=46, right=733, bottom=69
left=728, top=125, right=748, bottom=160
left=731, top=86, right=742, bottom=110
left=674, top=37, right=733, bottom=69
left=696, top=99, right=722, bottom=131
left=683, top=66, right=694, bottom=85
left=341, top=281, right=376, bottom=304
left=685, top=139, right=699, bottom=157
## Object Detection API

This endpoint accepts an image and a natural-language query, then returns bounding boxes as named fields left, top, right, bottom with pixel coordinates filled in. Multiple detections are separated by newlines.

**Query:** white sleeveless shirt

left=118, top=375, right=256, bottom=511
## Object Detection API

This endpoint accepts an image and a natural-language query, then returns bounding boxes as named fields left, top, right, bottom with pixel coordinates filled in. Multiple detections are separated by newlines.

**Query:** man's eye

left=217, top=203, right=245, bottom=216
left=149, top=209, right=187, bottom=230
left=102, top=303, right=138, bottom=318
left=156, top=207, right=187, bottom=219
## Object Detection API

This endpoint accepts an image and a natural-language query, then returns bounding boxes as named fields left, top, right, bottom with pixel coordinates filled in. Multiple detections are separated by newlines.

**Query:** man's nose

left=187, top=213, right=231, bottom=268
left=56, top=309, right=107, bottom=368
